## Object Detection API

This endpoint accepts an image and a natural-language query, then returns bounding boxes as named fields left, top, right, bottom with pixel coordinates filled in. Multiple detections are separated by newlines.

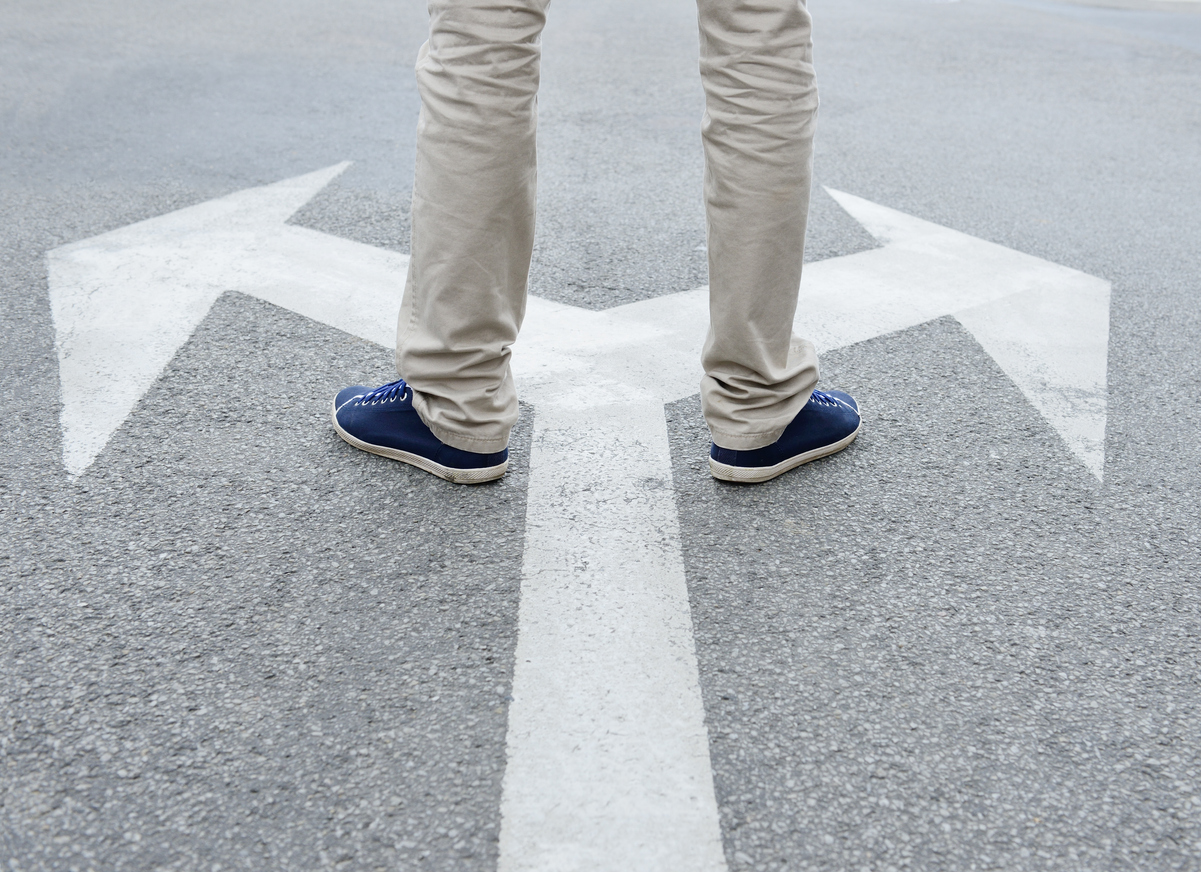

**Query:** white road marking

left=48, top=162, right=399, bottom=476
left=46, top=166, right=1113, bottom=867
left=498, top=208, right=1111, bottom=864
left=500, top=295, right=728, bottom=870
left=501, top=394, right=726, bottom=871
left=818, top=190, right=1110, bottom=478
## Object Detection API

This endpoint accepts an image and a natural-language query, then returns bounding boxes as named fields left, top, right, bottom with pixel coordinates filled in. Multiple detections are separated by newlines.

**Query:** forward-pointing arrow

left=47, top=166, right=1111, bottom=869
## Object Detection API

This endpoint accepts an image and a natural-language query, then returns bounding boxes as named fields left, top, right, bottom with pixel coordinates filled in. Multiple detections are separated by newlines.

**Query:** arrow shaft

left=234, top=226, right=408, bottom=350
left=499, top=398, right=726, bottom=872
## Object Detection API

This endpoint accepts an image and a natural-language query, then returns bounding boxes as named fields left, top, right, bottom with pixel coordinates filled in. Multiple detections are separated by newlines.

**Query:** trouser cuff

left=411, top=390, right=512, bottom=455
left=708, top=425, right=789, bottom=452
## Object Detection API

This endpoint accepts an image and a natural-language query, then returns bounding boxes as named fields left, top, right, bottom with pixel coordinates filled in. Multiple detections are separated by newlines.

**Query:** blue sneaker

left=331, top=379, right=508, bottom=484
left=709, top=389, right=861, bottom=483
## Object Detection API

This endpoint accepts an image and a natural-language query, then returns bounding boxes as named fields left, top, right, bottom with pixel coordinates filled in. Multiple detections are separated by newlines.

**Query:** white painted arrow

left=509, top=191, right=1110, bottom=478
left=816, top=190, right=1109, bottom=478
left=488, top=193, right=1110, bottom=872
left=48, top=166, right=1110, bottom=480
left=48, top=162, right=404, bottom=476
left=47, top=166, right=1111, bottom=871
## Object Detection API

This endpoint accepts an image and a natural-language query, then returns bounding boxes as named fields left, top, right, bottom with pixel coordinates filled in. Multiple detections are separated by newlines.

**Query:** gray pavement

left=5, top=295, right=532, bottom=870
left=3, top=0, right=1201, bottom=869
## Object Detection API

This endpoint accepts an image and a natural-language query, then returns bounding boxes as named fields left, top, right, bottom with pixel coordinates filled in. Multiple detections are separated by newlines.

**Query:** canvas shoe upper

left=331, top=379, right=508, bottom=484
left=709, top=389, right=861, bottom=483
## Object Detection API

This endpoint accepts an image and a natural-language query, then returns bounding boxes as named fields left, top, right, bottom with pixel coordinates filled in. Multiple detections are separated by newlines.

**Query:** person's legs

left=395, top=0, right=550, bottom=455
left=331, top=0, right=546, bottom=483
left=696, top=0, right=822, bottom=452
left=336, top=0, right=854, bottom=484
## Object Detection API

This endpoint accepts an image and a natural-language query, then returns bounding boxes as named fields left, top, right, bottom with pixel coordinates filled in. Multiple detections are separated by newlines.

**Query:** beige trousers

left=396, top=0, right=820, bottom=454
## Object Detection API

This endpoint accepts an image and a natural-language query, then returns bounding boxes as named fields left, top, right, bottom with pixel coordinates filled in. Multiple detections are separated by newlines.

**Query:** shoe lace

left=810, top=389, right=839, bottom=407
left=360, top=378, right=410, bottom=404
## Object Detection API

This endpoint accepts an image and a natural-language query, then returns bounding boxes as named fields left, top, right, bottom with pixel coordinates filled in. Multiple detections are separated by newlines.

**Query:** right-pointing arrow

left=515, top=191, right=1111, bottom=479
left=817, top=190, right=1110, bottom=479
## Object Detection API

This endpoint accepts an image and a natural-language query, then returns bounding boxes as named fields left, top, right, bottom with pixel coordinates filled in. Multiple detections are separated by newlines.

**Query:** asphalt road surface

left=3, top=0, right=1201, bottom=870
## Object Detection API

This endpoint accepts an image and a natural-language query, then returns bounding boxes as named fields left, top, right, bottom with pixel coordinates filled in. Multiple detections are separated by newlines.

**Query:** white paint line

left=821, top=189, right=1110, bottom=479
left=47, top=167, right=1112, bottom=482
left=47, top=166, right=1114, bottom=866
left=499, top=394, right=725, bottom=872
left=47, top=161, right=409, bottom=476
left=516, top=192, right=1113, bottom=479
left=954, top=284, right=1110, bottom=478
left=498, top=197, right=1112, bottom=861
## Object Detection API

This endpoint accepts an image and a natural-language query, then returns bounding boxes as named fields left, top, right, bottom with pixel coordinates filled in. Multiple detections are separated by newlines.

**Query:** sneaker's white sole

left=709, top=422, right=861, bottom=484
left=330, top=405, right=508, bottom=485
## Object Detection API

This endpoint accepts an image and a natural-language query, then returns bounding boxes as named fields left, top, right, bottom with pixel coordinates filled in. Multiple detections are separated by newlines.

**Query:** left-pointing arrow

left=48, top=163, right=409, bottom=476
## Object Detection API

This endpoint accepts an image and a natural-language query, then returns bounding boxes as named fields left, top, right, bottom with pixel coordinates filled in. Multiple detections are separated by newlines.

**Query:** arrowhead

left=955, top=285, right=1109, bottom=480
left=822, top=189, right=1111, bottom=480
left=48, top=163, right=351, bottom=476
